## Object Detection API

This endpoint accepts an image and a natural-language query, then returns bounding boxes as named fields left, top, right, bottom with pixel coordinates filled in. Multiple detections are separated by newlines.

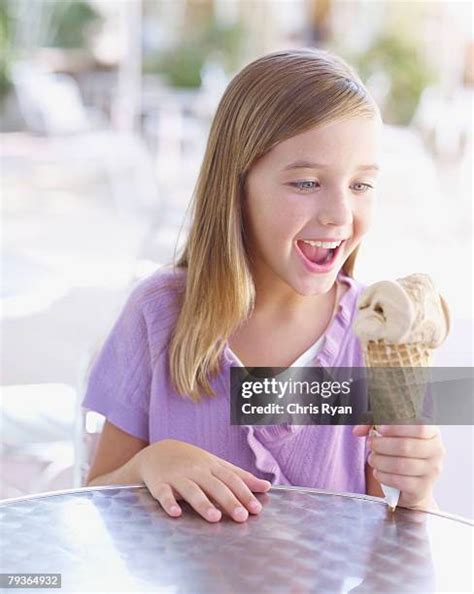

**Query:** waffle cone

left=363, top=340, right=433, bottom=424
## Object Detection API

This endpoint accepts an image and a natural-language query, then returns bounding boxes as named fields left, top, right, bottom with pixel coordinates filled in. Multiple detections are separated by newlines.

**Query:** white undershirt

left=229, top=335, right=325, bottom=423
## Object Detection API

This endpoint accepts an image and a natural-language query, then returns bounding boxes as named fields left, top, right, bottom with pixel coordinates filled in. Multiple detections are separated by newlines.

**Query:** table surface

left=1, top=484, right=472, bottom=594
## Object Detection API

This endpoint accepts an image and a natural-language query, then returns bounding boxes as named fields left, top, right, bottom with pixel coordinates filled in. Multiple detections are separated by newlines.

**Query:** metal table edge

left=1, top=483, right=473, bottom=526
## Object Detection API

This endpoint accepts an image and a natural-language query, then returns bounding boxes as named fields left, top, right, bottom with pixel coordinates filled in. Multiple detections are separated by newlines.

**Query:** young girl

left=83, top=48, right=445, bottom=523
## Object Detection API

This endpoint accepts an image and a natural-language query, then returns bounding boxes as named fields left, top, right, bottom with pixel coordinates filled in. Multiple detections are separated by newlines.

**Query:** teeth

left=301, top=239, right=343, bottom=249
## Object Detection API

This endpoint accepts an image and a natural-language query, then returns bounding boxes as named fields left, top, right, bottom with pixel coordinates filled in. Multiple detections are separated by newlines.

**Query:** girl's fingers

left=211, top=464, right=263, bottom=515
left=376, top=424, right=439, bottom=439
left=368, top=452, right=427, bottom=477
left=372, top=470, right=421, bottom=496
left=148, top=482, right=182, bottom=518
left=352, top=424, right=372, bottom=437
left=199, top=474, right=250, bottom=522
left=171, top=477, right=223, bottom=523
left=369, top=435, right=438, bottom=459
left=353, top=412, right=375, bottom=433
left=219, top=460, right=272, bottom=492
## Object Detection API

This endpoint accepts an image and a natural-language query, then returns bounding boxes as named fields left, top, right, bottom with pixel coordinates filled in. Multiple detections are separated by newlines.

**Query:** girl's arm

left=86, top=420, right=148, bottom=486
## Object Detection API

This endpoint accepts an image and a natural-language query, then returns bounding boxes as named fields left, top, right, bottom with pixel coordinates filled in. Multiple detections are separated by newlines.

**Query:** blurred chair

left=1, top=273, right=151, bottom=498
left=11, top=62, right=92, bottom=135
left=0, top=383, right=76, bottom=498
left=73, top=343, right=105, bottom=488
left=412, top=84, right=473, bottom=161
left=10, top=61, right=161, bottom=222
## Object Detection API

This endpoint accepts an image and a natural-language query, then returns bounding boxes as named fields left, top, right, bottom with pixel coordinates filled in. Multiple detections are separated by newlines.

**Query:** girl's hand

left=353, top=424, right=446, bottom=509
left=136, top=439, right=272, bottom=523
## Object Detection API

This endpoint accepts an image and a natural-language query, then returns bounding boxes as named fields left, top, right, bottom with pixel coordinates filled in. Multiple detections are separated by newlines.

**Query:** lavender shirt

left=82, top=266, right=370, bottom=494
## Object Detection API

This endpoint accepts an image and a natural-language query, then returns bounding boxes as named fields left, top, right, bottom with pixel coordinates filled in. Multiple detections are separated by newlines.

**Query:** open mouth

left=295, top=239, right=346, bottom=271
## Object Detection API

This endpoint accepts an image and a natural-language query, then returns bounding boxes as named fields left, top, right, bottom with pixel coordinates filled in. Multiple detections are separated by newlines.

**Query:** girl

left=83, top=48, right=445, bottom=523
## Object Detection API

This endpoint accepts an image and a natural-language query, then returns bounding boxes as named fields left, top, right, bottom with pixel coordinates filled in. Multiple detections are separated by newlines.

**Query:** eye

left=289, top=181, right=374, bottom=193
left=352, top=182, right=373, bottom=193
left=289, top=181, right=319, bottom=192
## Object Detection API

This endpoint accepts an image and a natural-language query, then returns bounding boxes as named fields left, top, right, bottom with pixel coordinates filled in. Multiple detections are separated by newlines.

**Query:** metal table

left=1, top=484, right=472, bottom=593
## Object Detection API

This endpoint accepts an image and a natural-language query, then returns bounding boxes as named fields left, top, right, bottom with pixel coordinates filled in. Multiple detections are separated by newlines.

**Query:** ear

left=439, top=294, right=451, bottom=338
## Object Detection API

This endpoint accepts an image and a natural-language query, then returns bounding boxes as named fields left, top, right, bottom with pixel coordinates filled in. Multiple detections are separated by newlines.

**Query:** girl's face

left=243, top=116, right=382, bottom=300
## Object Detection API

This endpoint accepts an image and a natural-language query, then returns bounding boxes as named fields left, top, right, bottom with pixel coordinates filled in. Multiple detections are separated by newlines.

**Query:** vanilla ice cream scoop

left=353, top=273, right=450, bottom=347
left=353, top=280, right=415, bottom=343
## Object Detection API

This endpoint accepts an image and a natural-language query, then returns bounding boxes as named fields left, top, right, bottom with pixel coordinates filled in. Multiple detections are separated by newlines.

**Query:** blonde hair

left=170, top=47, right=380, bottom=401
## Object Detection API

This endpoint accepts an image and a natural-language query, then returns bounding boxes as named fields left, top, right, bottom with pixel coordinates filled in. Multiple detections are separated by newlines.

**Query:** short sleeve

left=81, top=283, right=151, bottom=442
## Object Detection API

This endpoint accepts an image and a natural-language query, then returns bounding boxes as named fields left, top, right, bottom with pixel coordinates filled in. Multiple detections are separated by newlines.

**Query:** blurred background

left=0, top=0, right=472, bottom=516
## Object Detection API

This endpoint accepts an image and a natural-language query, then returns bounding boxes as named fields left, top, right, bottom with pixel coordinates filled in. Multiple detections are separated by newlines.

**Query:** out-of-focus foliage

left=0, top=0, right=103, bottom=103
left=143, top=17, right=246, bottom=88
left=47, top=0, right=103, bottom=49
left=348, top=32, right=438, bottom=126
left=145, top=43, right=204, bottom=88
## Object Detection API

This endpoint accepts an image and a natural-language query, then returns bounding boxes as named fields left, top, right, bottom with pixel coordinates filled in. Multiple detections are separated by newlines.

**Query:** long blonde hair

left=170, top=47, right=380, bottom=401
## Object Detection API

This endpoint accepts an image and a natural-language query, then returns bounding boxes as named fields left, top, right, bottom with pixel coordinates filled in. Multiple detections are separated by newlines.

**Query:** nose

left=316, top=190, right=353, bottom=227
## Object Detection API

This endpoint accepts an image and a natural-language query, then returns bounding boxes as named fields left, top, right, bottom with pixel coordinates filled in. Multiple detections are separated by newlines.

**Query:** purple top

left=82, top=266, right=370, bottom=494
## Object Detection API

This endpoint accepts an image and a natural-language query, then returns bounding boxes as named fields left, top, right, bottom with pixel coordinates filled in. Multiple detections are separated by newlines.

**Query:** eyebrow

left=282, top=160, right=380, bottom=172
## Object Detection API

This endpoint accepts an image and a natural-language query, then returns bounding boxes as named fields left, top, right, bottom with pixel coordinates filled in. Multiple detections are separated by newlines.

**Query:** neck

left=251, top=270, right=339, bottom=324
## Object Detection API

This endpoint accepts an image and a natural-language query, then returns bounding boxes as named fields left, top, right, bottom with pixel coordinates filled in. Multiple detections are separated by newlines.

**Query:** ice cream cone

left=353, top=273, right=450, bottom=512
left=362, top=340, right=433, bottom=425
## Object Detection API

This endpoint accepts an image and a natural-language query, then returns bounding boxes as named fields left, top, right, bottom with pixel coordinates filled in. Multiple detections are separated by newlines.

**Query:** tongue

left=298, top=241, right=331, bottom=264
